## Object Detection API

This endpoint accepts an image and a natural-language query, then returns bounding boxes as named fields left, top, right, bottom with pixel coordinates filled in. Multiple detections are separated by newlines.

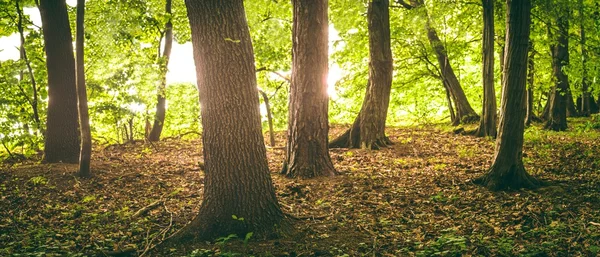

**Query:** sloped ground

left=1, top=125, right=599, bottom=256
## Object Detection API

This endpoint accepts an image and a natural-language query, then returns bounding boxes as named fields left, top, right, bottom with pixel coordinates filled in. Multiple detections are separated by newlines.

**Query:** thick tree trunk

left=76, top=0, right=91, bottom=177
left=329, top=0, right=394, bottom=149
left=148, top=0, right=173, bottom=142
left=476, top=0, right=497, bottom=137
left=168, top=0, right=285, bottom=241
left=474, top=0, right=541, bottom=191
left=282, top=0, right=336, bottom=178
left=426, top=21, right=479, bottom=124
left=545, top=15, right=569, bottom=131
left=39, top=0, right=80, bottom=163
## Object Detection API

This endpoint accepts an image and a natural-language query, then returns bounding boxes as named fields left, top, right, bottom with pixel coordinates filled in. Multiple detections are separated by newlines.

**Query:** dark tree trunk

left=476, top=0, right=497, bottom=137
left=444, top=82, right=459, bottom=126
left=282, top=0, right=336, bottom=178
left=329, top=0, right=394, bottom=149
left=474, top=0, right=541, bottom=191
left=525, top=43, right=540, bottom=125
left=545, top=14, right=569, bottom=131
left=76, top=0, right=91, bottom=177
left=578, top=0, right=590, bottom=116
left=39, top=0, right=80, bottom=163
left=148, top=0, right=173, bottom=142
left=167, top=0, right=285, bottom=241
left=426, top=21, right=479, bottom=124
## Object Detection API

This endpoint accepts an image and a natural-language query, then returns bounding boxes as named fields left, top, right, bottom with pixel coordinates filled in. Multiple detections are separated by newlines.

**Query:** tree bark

left=329, top=0, right=394, bottom=150
left=545, top=14, right=569, bottom=131
left=426, top=21, right=479, bottom=124
left=282, top=0, right=336, bottom=178
left=475, top=0, right=497, bottom=137
left=168, top=0, right=285, bottom=241
left=474, top=0, right=541, bottom=191
left=76, top=0, right=91, bottom=177
left=39, top=0, right=80, bottom=163
left=259, top=89, right=276, bottom=148
left=148, top=0, right=173, bottom=142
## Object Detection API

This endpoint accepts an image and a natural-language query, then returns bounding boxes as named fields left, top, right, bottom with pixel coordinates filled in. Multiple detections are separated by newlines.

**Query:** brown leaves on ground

left=1, top=126, right=599, bottom=256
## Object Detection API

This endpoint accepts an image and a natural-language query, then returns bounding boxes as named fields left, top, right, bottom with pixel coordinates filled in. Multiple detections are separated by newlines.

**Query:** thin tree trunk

left=258, top=89, right=276, bottom=147
left=579, top=0, right=590, bottom=116
left=476, top=0, right=497, bottom=137
left=525, top=43, right=540, bottom=125
left=75, top=0, right=91, bottom=177
left=329, top=0, right=394, bottom=149
left=148, top=0, right=173, bottom=142
left=426, top=21, right=479, bottom=124
left=39, top=0, right=80, bottom=163
left=166, top=0, right=286, bottom=241
left=475, top=0, right=540, bottom=191
left=545, top=15, right=569, bottom=131
left=444, top=82, right=459, bottom=126
left=282, top=0, right=336, bottom=178
left=16, top=1, right=41, bottom=131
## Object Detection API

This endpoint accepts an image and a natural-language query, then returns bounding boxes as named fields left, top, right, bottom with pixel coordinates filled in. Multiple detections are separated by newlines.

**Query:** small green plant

left=29, top=176, right=47, bottom=186
left=417, top=232, right=467, bottom=257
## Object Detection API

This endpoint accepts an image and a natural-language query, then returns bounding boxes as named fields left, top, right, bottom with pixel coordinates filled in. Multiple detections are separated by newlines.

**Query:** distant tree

left=167, top=0, right=286, bottom=240
left=525, top=42, right=540, bottom=126
left=38, top=0, right=80, bottom=163
left=474, top=0, right=541, bottom=191
left=75, top=0, right=91, bottom=177
left=545, top=8, right=570, bottom=131
left=397, top=0, right=479, bottom=125
left=330, top=0, right=394, bottom=149
left=281, top=0, right=336, bottom=178
left=475, top=0, right=497, bottom=137
left=148, top=0, right=173, bottom=142
left=577, top=0, right=591, bottom=117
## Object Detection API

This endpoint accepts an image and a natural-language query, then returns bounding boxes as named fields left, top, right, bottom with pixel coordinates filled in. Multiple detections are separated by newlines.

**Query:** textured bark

left=76, top=0, right=91, bottom=177
left=545, top=15, right=569, bottom=131
left=282, top=0, right=336, bottom=178
left=476, top=0, right=497, bottom=138
left=39, top=0, right=80, bottom=163
left=474, top=0, right=541, bottom=191
left=426, top=21, right=479, bottom=124
left=169, top=0, right=285, bottom=241
left=148, top=0, right=173, bottom=142
left=329, top=0, right=394, bottom=149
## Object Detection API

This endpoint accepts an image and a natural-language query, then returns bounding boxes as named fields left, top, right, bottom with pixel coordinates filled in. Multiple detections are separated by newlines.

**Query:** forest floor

left=1, top=121, right=600, bottom=257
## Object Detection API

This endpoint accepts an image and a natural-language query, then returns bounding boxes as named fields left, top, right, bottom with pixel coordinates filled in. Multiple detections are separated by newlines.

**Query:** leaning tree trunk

left=476, top=0, right=497, bottom=137
left=16, top=1, right=41, bottom=131
left=329, top=0, right=393, bottom=150
left=165, top=0, right=286, bottom=242
left=426, top=21, right=479, bottom=124
left=474, top=0, right=541, bottom=191
left=148, top=0, right=173, bottom=142
left=545, top=14, right=569, bottom=131
left=75, top=0, right=91, bottom=177
left=281, top=0, right=336, bottom=178
left=39, top=0, right=80, bottom=163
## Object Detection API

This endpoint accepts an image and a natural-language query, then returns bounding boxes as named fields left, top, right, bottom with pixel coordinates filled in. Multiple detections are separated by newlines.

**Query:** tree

left=475, top=0, right=497, bottom=137
left=330, top=0, right=394, bottom=149
left=396, top=0, right=479, bottom=125
left=38, top=0, right=80, bottom=163
left=525, top=42, right=540, bottom=126
left=167, top=0, right=286, bottom=241
left=148, top=0, right=173, bottom=142
left=281, top=0, right=336, bottom=178
left=577, top=0, right=591, bottom=117
left=75, top=0, right=91, bottom=177
left=474, top=0, right=541, bottom=191
left=545, top=9, right=570, bottom=131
